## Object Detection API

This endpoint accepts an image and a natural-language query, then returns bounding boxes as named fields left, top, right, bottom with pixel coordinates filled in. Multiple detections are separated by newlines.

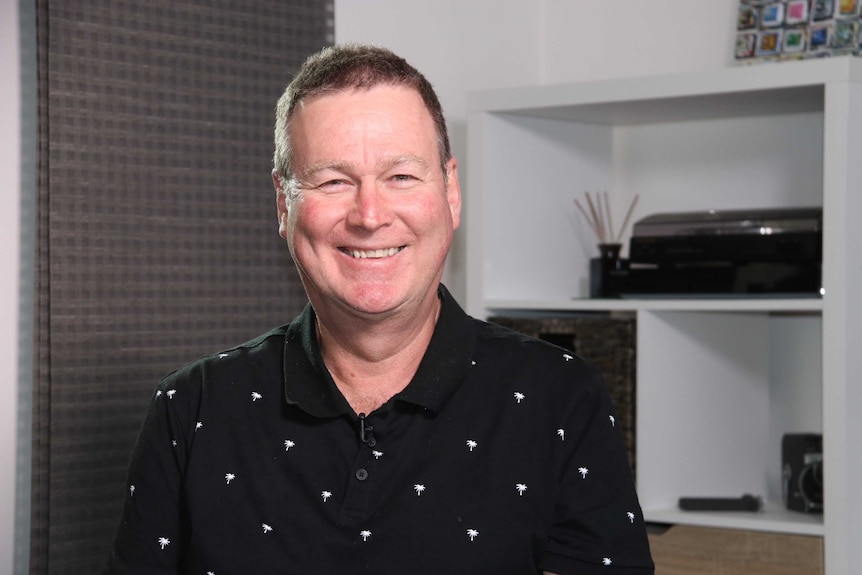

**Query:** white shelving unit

left=466, top=57, right=862, bottom=574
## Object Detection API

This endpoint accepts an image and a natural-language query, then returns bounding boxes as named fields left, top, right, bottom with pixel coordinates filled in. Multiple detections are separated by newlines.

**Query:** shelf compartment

left=636, top=310, right=822, bottom=536
left=475, top=106, right=823, bottom=308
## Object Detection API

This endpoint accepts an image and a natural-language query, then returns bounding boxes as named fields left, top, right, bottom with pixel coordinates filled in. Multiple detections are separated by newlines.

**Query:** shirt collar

left=282, top=284, right=476, bottom=418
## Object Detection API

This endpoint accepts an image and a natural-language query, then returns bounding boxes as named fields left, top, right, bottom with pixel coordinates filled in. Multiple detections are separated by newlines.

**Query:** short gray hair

left=273, top=44, right=451, bottom=191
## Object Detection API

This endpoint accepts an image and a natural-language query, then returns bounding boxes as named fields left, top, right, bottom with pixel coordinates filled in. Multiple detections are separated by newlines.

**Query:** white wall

left=335, top=0, right=739, bottom=301
left=2, top=0, right=22, bottom=572
left=540, top=1, right=738, bottom=84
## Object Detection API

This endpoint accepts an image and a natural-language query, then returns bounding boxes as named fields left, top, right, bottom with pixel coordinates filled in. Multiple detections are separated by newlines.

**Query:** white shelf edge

left=644, top=507, right=824, bottom=538
left=468, top=56, right=862, bottom=116
left=484, top=298, right=824, bottom=314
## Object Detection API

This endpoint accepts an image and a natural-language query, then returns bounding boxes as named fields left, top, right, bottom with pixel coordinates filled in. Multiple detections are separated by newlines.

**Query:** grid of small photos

left=736, top=0, right=862, bottom=62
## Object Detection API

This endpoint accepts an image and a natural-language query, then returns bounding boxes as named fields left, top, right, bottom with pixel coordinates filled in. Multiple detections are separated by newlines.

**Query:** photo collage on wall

left=736, top=0, right=862, bottom=62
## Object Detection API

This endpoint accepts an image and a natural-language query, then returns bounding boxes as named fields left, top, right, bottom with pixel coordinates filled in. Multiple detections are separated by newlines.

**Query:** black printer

left=616, top=207, right=822, bottom=297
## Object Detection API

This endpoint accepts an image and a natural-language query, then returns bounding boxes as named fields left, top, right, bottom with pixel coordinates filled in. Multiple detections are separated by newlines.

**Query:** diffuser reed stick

left=614, top=193, right=639, bottom=244
left=574, top=191, right=639, bottom=245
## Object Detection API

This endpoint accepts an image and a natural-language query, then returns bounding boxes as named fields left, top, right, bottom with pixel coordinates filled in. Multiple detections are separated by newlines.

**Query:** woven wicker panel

left=32, top=2, right=332, bottom=573
left=488, top=315, right=637, bottom=475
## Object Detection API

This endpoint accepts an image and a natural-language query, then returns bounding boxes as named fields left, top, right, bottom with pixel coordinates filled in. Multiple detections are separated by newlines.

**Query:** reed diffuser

left=574, top=191, right=639, bottom=297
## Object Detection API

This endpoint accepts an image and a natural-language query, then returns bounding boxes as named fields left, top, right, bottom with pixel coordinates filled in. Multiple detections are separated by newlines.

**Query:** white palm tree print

left=195, top=422, right=203, bottom=431
left=603, top=557, right=612, bottom=566
left=284, top=440, right=295, bottom=451
left=557, top=428, right=565, bottom=441
left=372, top=450, right=383, bottom=459
left=414, top=484, right=426, bottom=496
left=466, top=440, right=478, bottom=452
left=627, top=511, right=635, bottom=523
left=578, top=467, right=589, bottom=479
left=515, top=483, right=528, bottom=496
left=251, top=392, right=262, bottom=401
left=321, top=491, right=332, bottom=502
left=562, top=353, right=573, bottom=361
left=158, top=537, right=170, bottom=549
left=609, top=414, right=615, bottom=426
left=466, top=529, right=479, bottom=541
left=155, top=390, right=162, bottom=398
left=262, top=524, right=273, bottom=533
left=513, top=392, right=525, bottom=403
left=166, top=389, right=176, bottom=399
left=360, top=530, right=372, bottom=541
left=225, top=473, right=235, bottom=484
left=129, top=485, right=135, bottom=497
left=218, top=352, right=229, bottom=358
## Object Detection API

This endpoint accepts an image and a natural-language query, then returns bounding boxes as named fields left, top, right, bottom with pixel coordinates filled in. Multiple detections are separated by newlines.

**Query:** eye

left=388, top=173, right=420, bottom=189
left=321, top=179, right=346, bottom=187
left=314, top=178, right=352, bottom=193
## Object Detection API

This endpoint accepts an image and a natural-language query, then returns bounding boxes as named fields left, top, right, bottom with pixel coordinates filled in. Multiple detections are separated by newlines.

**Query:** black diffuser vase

left=590, top=243, right=627, bottom=298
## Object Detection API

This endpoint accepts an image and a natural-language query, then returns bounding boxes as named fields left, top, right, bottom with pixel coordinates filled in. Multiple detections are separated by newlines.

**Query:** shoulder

left=474, top=318, right=602, bottom=380
left=467, top=317, right=608, bottom=420
left=158, top=325, right=289, bottom=395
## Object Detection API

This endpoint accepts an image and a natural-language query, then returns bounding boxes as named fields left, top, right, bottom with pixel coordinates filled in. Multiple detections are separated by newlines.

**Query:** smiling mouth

left=341, top=246, right=405, bottom=259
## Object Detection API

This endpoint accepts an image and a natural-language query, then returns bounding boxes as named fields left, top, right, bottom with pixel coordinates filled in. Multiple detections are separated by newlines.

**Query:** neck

left=315, top=295, right=441, bottom=414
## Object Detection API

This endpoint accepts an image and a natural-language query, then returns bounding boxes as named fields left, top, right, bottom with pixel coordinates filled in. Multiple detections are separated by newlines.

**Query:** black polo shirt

left=104, top=286, right=654, bottom=574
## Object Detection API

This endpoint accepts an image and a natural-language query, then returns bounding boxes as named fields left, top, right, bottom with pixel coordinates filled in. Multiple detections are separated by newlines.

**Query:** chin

left=346, top=279, right=434, bottom=315
left=345, top=290, right=403, bottom=315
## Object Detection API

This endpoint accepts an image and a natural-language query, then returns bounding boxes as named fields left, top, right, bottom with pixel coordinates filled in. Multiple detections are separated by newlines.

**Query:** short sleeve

left=103, top=371, right=200, bottom=574
left=539, top=366, right=654, bottom=575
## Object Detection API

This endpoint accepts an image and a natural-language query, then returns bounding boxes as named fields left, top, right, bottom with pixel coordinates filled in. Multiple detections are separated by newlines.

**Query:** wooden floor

left=648, top=524, right=823, bottom=575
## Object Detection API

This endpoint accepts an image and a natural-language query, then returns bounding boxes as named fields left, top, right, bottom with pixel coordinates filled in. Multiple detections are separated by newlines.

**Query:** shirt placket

left=339, top=413, right=381, bottom=524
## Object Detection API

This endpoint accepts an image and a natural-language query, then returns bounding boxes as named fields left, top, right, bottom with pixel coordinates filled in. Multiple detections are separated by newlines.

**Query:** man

left=105, top=44, right=654, bottom=574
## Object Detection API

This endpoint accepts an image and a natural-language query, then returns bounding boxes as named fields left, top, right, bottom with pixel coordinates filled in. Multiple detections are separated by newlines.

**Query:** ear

left=272, top=169, right=290, bottom=239
left=445, top=157, right=462, bottom=230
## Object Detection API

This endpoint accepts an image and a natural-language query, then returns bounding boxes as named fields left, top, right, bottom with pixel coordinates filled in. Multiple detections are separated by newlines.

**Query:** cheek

left=287, top=198, right=341, bottom=251
left=411, top=196, right=455, bottom=236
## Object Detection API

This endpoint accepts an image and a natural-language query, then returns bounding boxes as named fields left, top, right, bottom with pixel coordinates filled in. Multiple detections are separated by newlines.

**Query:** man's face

left=275, top=85, right=461, bottom=319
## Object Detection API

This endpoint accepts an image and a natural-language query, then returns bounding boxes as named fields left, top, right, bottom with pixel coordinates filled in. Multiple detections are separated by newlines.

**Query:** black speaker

left=782, top=433, right=823, bottom=513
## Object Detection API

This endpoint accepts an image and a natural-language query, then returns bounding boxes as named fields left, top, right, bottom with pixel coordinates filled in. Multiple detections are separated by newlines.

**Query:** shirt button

left=355, top=468, right=369, bottom=481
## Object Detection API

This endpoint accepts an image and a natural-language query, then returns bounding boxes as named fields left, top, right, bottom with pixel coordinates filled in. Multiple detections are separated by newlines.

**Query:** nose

left=346, top=179, right=392, bottom=230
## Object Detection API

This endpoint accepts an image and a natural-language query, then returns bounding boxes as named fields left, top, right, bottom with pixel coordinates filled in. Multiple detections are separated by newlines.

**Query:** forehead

left=289, top=85, right=438, bottom=161
left=295, top=82, right=429, bottom=116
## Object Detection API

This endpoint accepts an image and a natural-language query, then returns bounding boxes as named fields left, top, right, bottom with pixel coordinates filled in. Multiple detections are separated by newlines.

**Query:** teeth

left=349, top=247, right=402, bottom=259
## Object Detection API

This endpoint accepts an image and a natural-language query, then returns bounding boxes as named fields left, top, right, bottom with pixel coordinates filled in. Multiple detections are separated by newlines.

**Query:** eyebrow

left=298, top=155, right=429, bottom=180
left=383, top=155, right=429, bottom=170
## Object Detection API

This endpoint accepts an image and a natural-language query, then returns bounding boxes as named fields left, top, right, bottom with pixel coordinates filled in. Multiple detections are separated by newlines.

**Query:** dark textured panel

left=33, top=1, right=332, bottom=572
